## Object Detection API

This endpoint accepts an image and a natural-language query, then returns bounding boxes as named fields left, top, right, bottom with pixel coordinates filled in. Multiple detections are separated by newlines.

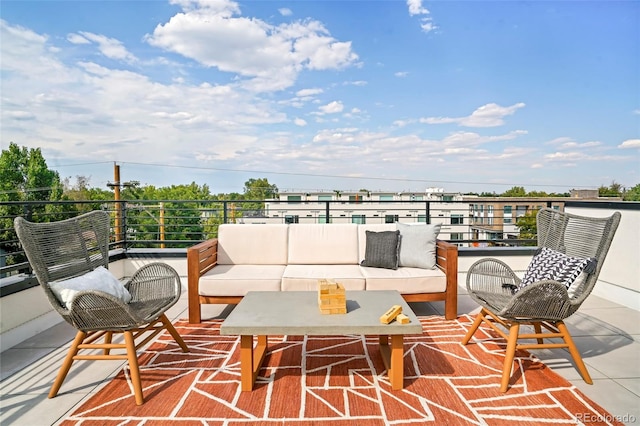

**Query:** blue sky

left=1, top=0, right=638, bottom=194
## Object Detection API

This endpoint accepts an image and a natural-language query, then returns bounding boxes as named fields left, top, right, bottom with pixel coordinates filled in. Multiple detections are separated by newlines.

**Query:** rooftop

left=1, top=279, right=639, bottom=425
left=1, top=201, right=638, bottom=424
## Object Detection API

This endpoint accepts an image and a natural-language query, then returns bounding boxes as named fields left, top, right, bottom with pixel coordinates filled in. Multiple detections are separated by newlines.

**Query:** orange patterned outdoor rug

left=62, top=315, right=621, bottom=425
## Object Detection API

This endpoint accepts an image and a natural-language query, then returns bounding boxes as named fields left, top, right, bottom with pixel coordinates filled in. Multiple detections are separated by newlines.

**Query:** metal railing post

left=325, top=201, right=330, bottom=223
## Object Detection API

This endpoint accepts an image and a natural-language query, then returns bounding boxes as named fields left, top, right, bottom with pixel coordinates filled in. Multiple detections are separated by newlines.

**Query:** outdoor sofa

left=187, top=223, right=458, bottom=323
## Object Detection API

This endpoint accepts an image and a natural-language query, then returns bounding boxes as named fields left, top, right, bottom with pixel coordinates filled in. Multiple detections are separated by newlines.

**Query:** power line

left=118, top=161, right=592, bottom=190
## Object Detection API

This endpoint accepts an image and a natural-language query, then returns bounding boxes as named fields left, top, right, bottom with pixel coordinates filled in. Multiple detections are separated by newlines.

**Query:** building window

left=285, top=215, right=299, bottom=224
left=379, top=195, right=393, bottom=201
left=351, top=215, right=366, bottom=224
left=503, top=205, right=513, bottom=223
left=443, top=195, right=453, bottom=201
left=287, top=195, right=301, bottom=204
left=488, top=205, right=494, bottom=214
left=318, top=214, right=332, bottom=224
left=318, top=195, right=332, bottom=201
left=349, top=195, right=363, bottom=204
left=516, top=205, right=528, bottom=218
left=451, top=214, right=463, bottom=225
left=385, top=214, right=399, bottom=223
left=488, top=217, right=493, bottom=225
left=417, top=214, right=427, bottom=223
left=451, top=233, right=464, bottom=240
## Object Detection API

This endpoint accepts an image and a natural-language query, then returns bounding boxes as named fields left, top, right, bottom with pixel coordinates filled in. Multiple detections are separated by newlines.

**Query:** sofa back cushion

left=217, top=224, right=289, bottom=265
left=357, top=224, right=396, bottom=262
left=288, top=224, right=359, bottom=264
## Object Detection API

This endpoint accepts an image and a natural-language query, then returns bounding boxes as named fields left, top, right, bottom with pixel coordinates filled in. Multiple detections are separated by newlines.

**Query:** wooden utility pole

left=159, top=202, right=165, bottom=248
left=113, top=164, right=123, bottom=245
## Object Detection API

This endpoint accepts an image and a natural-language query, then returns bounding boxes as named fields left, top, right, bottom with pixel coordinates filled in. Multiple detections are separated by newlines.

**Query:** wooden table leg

left=379, top=334, right=404, bottom=390
left=240, top=335, right=268, bottom=391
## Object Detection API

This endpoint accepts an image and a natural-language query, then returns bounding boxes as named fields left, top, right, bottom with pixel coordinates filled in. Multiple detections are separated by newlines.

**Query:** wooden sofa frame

left=187, top=238, right=458, bottom=323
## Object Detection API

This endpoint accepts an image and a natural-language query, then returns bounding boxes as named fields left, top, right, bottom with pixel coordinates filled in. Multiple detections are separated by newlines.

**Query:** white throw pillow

left=49, top=266, right=131, bottom=309
left=396, top=223, right=442, bottom=269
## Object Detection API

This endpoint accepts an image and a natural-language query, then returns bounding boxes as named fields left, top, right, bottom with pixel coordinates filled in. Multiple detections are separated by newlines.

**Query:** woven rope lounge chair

left=461, top=208, right=621, bottom=392
left=14, top=210, right=189, bottom=405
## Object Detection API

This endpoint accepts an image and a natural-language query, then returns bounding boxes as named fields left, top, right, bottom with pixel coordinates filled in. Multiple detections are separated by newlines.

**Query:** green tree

left=63, top=175, right=114, bottom=213
left=515, top=210, right=538, bottom=245
left=0, top=142, right=67, bottom=267
left=598, top=181, right=623, bottom=198
left=623, top=183, right=640, bottom=201
left=501, top=186, right=526, bottom=197
left=117, top=182, right=214, bottom=248
left=241, top=178, right=278, bottom=217
left=243, top=178, right=278, bottom=199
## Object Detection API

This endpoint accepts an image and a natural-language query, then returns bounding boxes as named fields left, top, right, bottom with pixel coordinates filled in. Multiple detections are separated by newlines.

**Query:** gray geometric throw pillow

left=360, top=230, right=400, bottom=270
left=517, top=247, right=592, bottom=293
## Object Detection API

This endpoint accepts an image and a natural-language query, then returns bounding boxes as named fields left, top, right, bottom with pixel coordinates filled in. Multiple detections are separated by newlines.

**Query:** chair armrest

left=466, top=258, right=520, bottom=294
left=187, top=238, right=218, bottom=323
left=69, top=291, right=137, bottom=331
left=436, top=239, right=458, bottom=319
left=502, top=280, right=573, bottom=320
left=127, top=262, right=181, bottom=302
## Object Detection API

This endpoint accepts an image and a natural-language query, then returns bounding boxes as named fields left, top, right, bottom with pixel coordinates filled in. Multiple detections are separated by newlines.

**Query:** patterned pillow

left=360, top=230, right=400, bottom=270
left=517, top=247, right=592, bottom=293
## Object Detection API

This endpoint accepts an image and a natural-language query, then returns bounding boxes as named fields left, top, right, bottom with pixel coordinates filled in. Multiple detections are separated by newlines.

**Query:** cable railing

left=1, top=199, right=543, bottom=282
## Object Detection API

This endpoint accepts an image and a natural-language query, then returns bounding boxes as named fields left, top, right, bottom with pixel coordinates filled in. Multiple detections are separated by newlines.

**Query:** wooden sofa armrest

left=436, top=239, right=459, bottom=320
left=187, top=238, right=218, bottom=323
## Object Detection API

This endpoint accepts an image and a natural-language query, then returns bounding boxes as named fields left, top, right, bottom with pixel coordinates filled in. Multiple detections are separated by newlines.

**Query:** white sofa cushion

left=287, top=224, right=359, bottom=264
left=360, top=266, right=446, bottom=293
left=199, top=264, right=285, bottom=296
left=217, top=224, right=289, bottom=265
left=282, top=264, right=365, bottom=291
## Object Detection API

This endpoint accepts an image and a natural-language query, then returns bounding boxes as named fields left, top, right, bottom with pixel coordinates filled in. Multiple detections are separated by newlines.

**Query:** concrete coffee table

left=220, top=290, right=423, bottom=391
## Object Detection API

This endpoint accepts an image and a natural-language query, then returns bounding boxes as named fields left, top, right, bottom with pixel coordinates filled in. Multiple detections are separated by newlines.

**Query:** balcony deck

left=1, top=276, right=639, bottom=425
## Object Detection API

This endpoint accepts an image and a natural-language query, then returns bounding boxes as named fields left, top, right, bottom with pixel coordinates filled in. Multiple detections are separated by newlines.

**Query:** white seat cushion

left=360, top=266, right=446, bottom=293
left=199, top=264, right=285, bottom=296
left=282, top=264, right=365, bottom=291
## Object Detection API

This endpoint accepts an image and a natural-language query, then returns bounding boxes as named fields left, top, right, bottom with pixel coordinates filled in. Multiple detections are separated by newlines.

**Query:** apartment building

left=240, top=189, right=469, bottom=243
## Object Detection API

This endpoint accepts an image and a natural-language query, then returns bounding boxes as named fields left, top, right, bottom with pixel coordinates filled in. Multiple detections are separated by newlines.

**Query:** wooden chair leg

left=557, top=321, right=593, bottom=384
left=49, top=331, right=86, bottom=399
left=124, top=331, right=144, bottom=405
left=500, top=322, right=520, bottom=392
left=533, top=322, right=544, bottom=344
left=104, top=331, right=113, bottom=355
left=461, top=308, right=486, bottom=345
left=159, top=314, right=189, bottom=353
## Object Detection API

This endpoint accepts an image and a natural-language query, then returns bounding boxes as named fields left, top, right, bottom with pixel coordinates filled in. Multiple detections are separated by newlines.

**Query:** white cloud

left=406, top=0, right=438, bottom=33
left=318, top=101, right=344, bottom=114
left=619, top=139, right=640, bottom=149
left=278, top=8, right=292, bottom=16
left=407, top=0, right=429, bottom=16
left=394, top=71, right=409, bottom=78
left=74, top=31, right=138, bottom=63
left=296, top=88, right=323, bottom=97
left=422, top=102, right=526, bottom=128
left=294, top=117, right=307, bottom=126
left=67, top=33, right=90, bottom=44
left=145, top=0, right=358, bottom=92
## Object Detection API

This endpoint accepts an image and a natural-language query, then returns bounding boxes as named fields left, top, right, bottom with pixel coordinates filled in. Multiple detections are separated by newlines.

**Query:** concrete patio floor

left=1, top=281, right=639, bottom=425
